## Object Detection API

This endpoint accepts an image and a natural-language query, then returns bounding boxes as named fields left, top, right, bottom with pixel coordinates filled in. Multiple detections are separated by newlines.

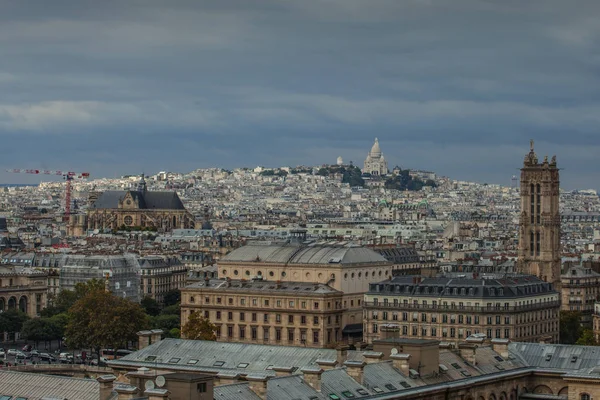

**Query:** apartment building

left=139, top=256, right=188, bottom=305
left=561, top=265, right=600, bottom=327
left=181, top=278, right=344, bottom=348
left=364, top=273, right=560, bottom=344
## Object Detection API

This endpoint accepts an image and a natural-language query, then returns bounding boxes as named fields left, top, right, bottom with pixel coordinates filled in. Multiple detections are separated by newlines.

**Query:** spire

left=138, top=173, right=147, bottom=193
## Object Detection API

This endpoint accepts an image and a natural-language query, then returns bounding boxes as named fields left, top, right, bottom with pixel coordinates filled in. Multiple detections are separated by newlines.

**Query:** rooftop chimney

left=491, top=338, right=510, bottom=359
left=114, top=384, right=139, bottom=400
left=272, top=366, right=295, bottom=377
left=344, top=360, right=366, bottom=385
left=336, top=345, right=350, bottom=365
left=97, top=375, right=117, bottom=400
left=144, top=388, right=170, bottom=400
left=458, top=343, right=478, bottom=366
left=363, top=351, right=384, bottom=364
left=216, top=372, right=240, bottom=386
left=316, top=359, right=338, bottom=371
left=301, top=367, right=324, bottom=392
left=247, top=374, right=269, bottom=400
left=391, top=354, right=411, bottom=376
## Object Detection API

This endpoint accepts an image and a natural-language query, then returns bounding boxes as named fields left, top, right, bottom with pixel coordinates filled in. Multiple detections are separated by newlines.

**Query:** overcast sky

left=1, top=1, right=599, bottom=189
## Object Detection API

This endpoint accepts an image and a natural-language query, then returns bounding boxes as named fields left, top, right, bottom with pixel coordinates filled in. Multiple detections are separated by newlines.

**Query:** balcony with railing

left=363, top=300, right=560, bottom=313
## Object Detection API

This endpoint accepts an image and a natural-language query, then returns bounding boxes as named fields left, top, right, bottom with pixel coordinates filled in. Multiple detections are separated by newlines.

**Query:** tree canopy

left=43, top=279, right=106, bottom=317
left=0, top=309, right=30, bottom=334
left=65, top=290, right=148, bottom=354
left=163, top=290, right=181, bottom=307
left=559, top=311, right=583, bottom=344
left=384, top=169, right=437, bottom=191
left=181, top=311, right=217, bottom=341
left=576, top=329, right=598, bottom=346
left=141, top=296, right=161, bottom=316
left=20, top=317, right=62, bottom=345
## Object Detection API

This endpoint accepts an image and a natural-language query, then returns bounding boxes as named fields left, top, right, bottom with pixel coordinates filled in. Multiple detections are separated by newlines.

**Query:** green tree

left=317, top=168, right=329, bottom=176
left=43, top=279, right=106, bottom=317
left=0, top=309, right=30, bottom=338
left=65, top=290, right=148, bottom=360
left=559, top=311, right=583, bottom=344
left=141, top=296, right=161, bottom=316
left=181, top=311, right=217, bottom=341
left=149, top=314, right=180, bottom=332
left=168, top=328, right=181, bottom=338
left=161, top=303, right=181, bottom=316
left=20, top=317, right=61, bottom=348
left=576, top=329, right=598, bottom=346
left=163, top=290, right=181, bottom=307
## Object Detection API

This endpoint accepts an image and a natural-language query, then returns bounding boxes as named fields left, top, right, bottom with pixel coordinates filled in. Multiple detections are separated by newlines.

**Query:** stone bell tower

left=517, top=140, right=561, bottom=289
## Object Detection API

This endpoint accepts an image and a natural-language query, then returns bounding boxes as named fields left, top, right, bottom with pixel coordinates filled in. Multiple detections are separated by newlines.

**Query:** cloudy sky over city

left=1, top=0, right=599, bottom=189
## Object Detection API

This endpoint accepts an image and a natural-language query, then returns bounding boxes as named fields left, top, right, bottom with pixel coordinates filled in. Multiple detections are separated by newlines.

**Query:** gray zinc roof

left=0, top=370, right=99, bottom=400
left=214, top=382, right=261, bottom=400
left=185, top=279, right=342, bottom=295
left=221, top=243, right=388, bottom=265
left=510, top=342, right=600, bottom=370
left=110, top=338, right=339, bottom=375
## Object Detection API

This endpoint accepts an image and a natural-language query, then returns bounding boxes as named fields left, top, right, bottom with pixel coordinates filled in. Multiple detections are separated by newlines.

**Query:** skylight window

left=373, top=387, right=384, bottom=393
left=188, top=359, right=199, bottom=365
left=168, top=357, right=181, bottom=363
left=494, top=355, right=504, bottom=362
left=213, top=361, right=225, bottom=367
left=451, top=363, right=461, bottom=369
left=356, top=389, right=369, bottom=396
left=144, top=356, right=157, bottom=362
left=399, top=381, right=411, bottom=388
left=329, top=394, right=341, bottom=400
left=237, top=363, right=249, bottom=368
left=385, top=384, right=397, bottom=391
left=341, top=391, right=355, bottom=398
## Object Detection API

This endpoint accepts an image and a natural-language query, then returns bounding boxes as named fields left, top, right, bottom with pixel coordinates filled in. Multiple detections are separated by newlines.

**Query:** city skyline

left=1, top=1, right=599, bottom=190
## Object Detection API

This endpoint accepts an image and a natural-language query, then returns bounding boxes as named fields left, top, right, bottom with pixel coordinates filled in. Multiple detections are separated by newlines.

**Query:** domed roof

left=370, top=138, right=381, bottom=157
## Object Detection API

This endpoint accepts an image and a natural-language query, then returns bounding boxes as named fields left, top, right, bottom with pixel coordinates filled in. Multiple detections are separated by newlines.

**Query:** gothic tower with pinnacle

left=517, top=140, right=561, bottom=289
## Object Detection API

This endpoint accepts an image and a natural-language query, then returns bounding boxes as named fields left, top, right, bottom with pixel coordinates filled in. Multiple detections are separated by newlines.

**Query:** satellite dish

left=156, top=376, right=166, bottom=387
left=391, top=348, right=399, bottom=355
left=145, top=380, right=155, bottom=390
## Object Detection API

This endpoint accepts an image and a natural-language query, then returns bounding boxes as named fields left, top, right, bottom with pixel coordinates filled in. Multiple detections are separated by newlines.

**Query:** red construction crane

left=6, top=169, right=90, bottom=220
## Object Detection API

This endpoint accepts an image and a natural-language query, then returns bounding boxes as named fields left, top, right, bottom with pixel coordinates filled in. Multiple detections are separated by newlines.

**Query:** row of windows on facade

left=202, top=310, right=340, bottom=325
left=368, top=297, right=556, bottom=309
left=214, top=324, right=329, bottom=344
left=369, top=309, right=556, bottom=324
left=220, top=269, right=391, bottom=280
left=371, top=322, right=557, bottom=339
left=141, top=268, right=187, bottom=275
left=372, top=284, right=549, bottom=296
left=195, top=296, right=353, bottom=309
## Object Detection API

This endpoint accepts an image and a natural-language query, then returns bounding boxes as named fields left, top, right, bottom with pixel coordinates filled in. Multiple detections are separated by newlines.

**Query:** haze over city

left=1, top=0, right=599, bottom=189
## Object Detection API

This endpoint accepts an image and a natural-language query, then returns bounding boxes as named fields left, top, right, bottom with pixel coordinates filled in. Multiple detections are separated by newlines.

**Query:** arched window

left=581, top=394, right=590, bottom=400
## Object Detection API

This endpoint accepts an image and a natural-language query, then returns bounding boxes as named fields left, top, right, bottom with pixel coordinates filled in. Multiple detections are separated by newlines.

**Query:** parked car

left=15, top=351, right=30, bottom=360
left=39, top=353, right=56, bottom=362
left=0, top=349, right=5, bottom=357
left=7, top=349, right=18, bottom=356
left=30, top=350, right=40, bottom=357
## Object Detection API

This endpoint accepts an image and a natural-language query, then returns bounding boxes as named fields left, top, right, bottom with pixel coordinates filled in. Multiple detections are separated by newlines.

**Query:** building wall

left=363, top=293, right=560, bottom=344
left=181, top=286, right=345, bottom=348
left=0, top=272, right=48, bottom=318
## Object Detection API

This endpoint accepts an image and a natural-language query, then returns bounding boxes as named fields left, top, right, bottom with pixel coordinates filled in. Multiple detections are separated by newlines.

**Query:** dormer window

left=490, top=288, right=495, bottom=296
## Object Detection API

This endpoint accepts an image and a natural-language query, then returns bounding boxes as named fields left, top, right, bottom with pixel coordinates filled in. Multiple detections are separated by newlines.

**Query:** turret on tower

left=517, top=140, right=561, bottom=289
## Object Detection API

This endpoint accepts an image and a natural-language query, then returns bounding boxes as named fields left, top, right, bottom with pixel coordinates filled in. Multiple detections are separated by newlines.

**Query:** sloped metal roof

left=0, top=370, right=99, bottom=400
left=267, top=375, right=326, bottom=400
left=111, top=338, right=338, bottom=375
left=509, top=342, right=600, bottom=370
left=221, top=243, right=388, bottom=265
left=214, top=382, right=261, bottom=400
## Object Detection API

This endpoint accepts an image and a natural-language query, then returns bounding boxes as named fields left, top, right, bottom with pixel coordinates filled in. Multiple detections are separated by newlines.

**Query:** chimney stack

left=144, top=388, right=170, bottom=400
left=97, top=375, right=117, bottom=400
left=344, top=361, right=366, bottom=385
left=114, top=384, right=139, bottom=400
left=491, top=339, right=510, bottom=359
left=272, top=366, right=295, bottom=377
left=336, top=345, right=350, bottom=366
left=216, top=372, right=240, bottom=386
left=301, top=367, right=324, bottom=392
left=247, top=374, right=269, bottom=400
left=391, top=354, right=411, bottom=376
left=458, top=343, right=477, bottom=366
left=362, top=351, right=384, bottom=364
left=316, top=359, right=338, bottom=371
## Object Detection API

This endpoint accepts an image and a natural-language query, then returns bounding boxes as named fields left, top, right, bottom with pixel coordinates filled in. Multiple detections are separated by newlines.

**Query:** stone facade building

left=561, top=265, right=600, bottom=328
left=0, top=265, right=48, bottom=318
left=181, top=279, right=344, bottom=348
left=139, top=256, right=188, bottom=305
left=79, top=175, right=195, bottom=234
left=517, top=141, right=561, bottom=289
left=363, top=138, right=388, bottom=176
left=213, top=240, right=393, bottom=336
left=363, top=273, right=560, bottom=344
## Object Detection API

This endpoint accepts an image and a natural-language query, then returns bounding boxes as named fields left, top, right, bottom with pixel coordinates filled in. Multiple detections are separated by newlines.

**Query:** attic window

left=356, top=389, right=369, bottom=395
left=461, top=371, right=471, bottom=377
left=265, top=365, right=274, bottom=370
left=385, top=384, right=397, bottom=391
left=545, top=354, right=552, bottom=361
left=451, top=363, right=461, bottom=370
left=188, top=359, right=199, bottom=365
left=496, top=365, right=505, bottom=371
left=494, top=355, right=504, bottom=362
left=571, top=356, right=578, bottom=363
left=144, top=356, right=157, bottom=362
left=373, top=387, right=384, bottom=393
left=341, top=391, right=355, bottom=398
left=168, top=357, right=181, bottom=363
left=399, top=381, right=411, bottom=388
left=329, top=395, right=341, bottom=400
left=213, top=361, right=225, bottom=367
left=237, top=363, right=249, bottom=369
